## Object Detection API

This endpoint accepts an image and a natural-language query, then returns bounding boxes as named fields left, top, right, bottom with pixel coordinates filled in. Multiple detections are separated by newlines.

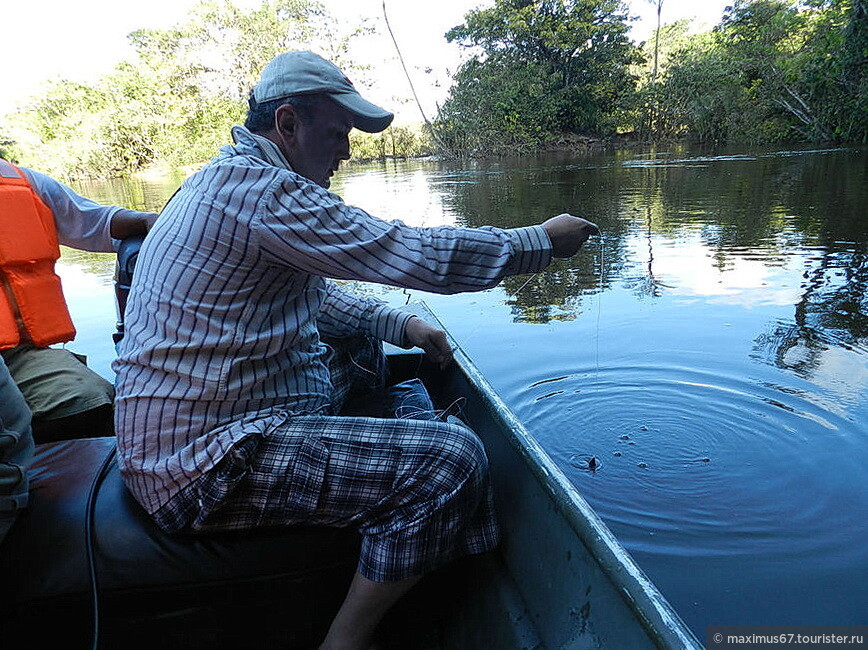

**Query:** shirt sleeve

left=21, top=167, right=122, bottom=252
left=316, top=281, right=414, bottom=347
left=255, top=173, right=553, bottom=295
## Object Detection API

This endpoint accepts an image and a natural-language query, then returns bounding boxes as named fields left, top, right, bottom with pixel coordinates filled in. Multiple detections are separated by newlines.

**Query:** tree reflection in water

left=441, top=146, right=867, bottom=387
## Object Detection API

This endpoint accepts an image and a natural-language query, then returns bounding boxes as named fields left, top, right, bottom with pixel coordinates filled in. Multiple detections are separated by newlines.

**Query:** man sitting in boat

left=112, top=50, right=598, bottom=650
left=0, top=160, right=157, bottom=443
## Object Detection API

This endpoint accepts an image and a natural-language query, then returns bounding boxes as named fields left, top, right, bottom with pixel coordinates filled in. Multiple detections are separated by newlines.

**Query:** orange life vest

left=0, top=159, right=76, bottom=349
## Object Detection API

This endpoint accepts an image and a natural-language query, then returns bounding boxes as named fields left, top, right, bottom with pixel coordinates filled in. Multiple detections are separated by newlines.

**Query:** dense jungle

left=0, top=0, right=865, bottom=180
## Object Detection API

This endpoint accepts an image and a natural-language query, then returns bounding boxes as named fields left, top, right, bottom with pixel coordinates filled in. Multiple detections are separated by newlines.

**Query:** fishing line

left=394, top=396, right=467, bottom=422
left=596, top=237, right=604, bottom=377
left=511, top=272, right=540, bottom=297
left=573, top=235, right=605, bottom=471
left=590, top=237, right=604, bottom=434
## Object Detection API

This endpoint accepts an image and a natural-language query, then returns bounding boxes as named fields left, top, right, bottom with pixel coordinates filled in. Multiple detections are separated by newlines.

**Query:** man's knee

left=32, top=403, right=114, bottom=444
left=427, top=421, right=490, bottom=489
left=2, top=345, right=114, bottom=442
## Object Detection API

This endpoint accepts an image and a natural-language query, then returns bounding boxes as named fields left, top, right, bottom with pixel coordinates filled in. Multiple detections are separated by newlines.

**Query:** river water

left=63, top=144, right=868, bottom=634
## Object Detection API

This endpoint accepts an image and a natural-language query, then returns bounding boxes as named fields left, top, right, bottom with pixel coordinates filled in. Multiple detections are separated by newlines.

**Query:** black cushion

left=0, top=437, right=360, bottom=648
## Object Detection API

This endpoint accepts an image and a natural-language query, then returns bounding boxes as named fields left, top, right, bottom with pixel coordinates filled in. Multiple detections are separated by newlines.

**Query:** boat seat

left=0, top=436, right=360, bottom=649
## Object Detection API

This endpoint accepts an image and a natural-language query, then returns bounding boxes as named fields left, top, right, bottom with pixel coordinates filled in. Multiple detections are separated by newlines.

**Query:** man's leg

left=319, top=572, right=421, bottom=650
left=153, top=335, right=497, bottom=645
left=1, top=345, right=115, bottom=443
left=175, top=412, right=499, bottom=646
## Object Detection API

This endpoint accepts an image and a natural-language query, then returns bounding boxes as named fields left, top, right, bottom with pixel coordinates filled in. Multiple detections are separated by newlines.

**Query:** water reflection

left=73, top=169, right=190, bottom=214
left=66, top=144, right=868, bottom=632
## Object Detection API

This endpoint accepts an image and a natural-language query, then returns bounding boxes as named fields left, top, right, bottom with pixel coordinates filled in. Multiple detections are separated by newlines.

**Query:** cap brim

left=331, top=92, right=394, bottom=133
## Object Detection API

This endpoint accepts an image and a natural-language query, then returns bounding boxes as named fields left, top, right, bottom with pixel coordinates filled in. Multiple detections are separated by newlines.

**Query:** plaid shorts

left=153, top=336, right=500, bottom=583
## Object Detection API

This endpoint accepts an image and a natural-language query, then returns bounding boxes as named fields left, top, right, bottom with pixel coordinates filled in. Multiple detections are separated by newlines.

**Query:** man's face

left=283, top=97, right=353, bottom=189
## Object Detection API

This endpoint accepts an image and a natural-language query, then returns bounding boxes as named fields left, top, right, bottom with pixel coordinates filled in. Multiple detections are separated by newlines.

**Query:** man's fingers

left=542, top=214, right=600, bottom=258
left=431, top=336, right=452, bottom=363
left=424, top=333, right=453, bottom=368
left=406, top=318, right=453, bottom=368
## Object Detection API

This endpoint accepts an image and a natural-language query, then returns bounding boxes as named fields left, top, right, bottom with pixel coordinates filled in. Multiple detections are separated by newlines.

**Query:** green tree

left=719, top=0, right=823, bottom=139
left=437, top=0, right=640, bottom=155
left=2, top=0, right=381, bottom=178
left=120, top=0, right=340, bottom=169
left=633, top=19, right=694, bottom=137
left=796, top=0, right=868, bottom=142
left=655, top=0, right=867, bottom=144
left=655, top=32, right=748, bottom=142
left=1, top=79, right=114, bottom=178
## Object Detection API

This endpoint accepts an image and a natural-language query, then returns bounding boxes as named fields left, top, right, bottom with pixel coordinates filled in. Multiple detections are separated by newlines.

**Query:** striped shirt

left=113, top=126, right=553, bottom=514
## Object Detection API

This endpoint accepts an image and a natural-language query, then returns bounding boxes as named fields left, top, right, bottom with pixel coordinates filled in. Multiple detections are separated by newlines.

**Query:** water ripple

left=512, top=363, right=866, bottom=562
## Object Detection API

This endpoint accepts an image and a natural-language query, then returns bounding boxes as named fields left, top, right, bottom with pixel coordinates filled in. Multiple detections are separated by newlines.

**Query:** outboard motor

left=113, top=234, right=145, bottom=345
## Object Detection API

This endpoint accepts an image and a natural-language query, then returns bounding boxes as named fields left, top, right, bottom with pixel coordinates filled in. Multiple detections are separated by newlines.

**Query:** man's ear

left=274, top=104, right=300, bottom=142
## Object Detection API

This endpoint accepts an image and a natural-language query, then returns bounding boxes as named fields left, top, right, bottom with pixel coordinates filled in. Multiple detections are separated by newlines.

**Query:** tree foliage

left=0, top=0, right=415, bottom=179
left=2, top=0, right=866, bottom=178
left=437, top=0, right=866, bottom=150
left=650, top=0, right=868, bottom=143
left=436, top=0, right=641, bottom=155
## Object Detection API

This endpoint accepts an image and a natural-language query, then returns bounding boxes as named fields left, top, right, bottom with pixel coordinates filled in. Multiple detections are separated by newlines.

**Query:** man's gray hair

left=244, top=92, right=324, bottom=134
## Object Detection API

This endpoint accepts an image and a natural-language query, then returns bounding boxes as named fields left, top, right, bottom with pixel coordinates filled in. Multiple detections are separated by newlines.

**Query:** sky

left=2, top=0, right=732, bottom=122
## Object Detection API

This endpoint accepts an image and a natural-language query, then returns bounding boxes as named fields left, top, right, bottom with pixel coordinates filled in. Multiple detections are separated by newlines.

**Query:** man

left=0, top=159, right=157, bottom=443
left=113, top=50, right=598, bottom=649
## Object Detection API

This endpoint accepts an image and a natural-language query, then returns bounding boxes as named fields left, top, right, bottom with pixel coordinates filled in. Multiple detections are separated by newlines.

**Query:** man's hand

left=405, top=317, right=453, bottom=370
left=541, top=214, right=600, bottom=258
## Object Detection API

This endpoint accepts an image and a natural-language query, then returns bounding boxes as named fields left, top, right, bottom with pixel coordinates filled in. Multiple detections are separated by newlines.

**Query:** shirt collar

left=230, top=125, right=294, bottom=172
